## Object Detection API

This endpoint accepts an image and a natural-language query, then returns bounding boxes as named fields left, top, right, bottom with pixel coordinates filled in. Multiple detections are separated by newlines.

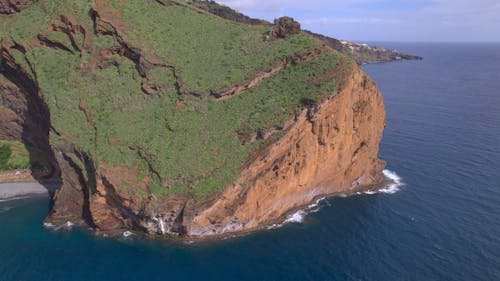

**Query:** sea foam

left=267, top=210, right=307, bottom=229
left=283, top=210, right=307, bottom=224
left=358, top=169, right=404, bottom=195
left=268, top=169, right=404, bottom=229
left=43, top=221, right=74, bottom=231
left=267, top=198, right=327, bottom=229
left=379, top=169, right=404, bottom=194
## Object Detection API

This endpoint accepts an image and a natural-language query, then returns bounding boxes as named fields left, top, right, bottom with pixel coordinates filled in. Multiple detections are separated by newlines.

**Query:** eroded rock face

left=45, top=62, right=386, bottom=238
left=0, top=0, right=37, bottom=14
left=0, top=82, right=24, bottom=141
left=187, top=65, right=386, bottom=236
left=0, top=43, right=57, bottom=175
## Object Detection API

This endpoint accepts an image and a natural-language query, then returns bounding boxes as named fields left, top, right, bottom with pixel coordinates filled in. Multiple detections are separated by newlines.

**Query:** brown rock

left=186, top=64, right=386, bottom=236
left=0, top=82, right=24, bottom=141
left=48, top=153, right=87, bottom=224
left=267, top=17, right=301, bottom=40
left=0, top=107, right=22, bottom=141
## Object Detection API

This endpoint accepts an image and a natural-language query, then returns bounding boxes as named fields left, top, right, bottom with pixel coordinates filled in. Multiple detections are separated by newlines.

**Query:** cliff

left=0, top=0, right=387, bottom=239
left=187, top=66, right=386, bottom=236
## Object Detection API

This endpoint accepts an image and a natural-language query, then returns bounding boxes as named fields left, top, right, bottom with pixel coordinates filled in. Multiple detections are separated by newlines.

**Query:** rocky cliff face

left=0, top=0, right=387, bottom=240
left=0, top=44, right=57, bottom=177
left=187, top=65, right=386, bottom=236
left=46, top=62, right=386, bottom=238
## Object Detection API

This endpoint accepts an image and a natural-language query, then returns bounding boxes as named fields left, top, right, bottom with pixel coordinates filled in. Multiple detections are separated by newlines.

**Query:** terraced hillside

left=0, top=0, right=386, bottom=238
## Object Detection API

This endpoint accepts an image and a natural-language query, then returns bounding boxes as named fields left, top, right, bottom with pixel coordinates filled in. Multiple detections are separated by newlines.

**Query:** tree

left=0, top=144, right=12, bottom=170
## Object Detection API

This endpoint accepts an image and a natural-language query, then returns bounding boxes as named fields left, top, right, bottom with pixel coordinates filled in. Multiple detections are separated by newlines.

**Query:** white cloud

left=216, top=0, right=500, bottom=42
left=301, top=17, right=401, bottom=25
left=217, top=0, right=285, bottom=13
left=217, top=0, right=258, bottom=10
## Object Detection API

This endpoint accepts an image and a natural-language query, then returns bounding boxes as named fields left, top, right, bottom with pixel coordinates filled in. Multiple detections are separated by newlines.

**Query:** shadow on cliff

left=21, top=78, right=61, bottom=202
left=0, top=54, right=62, bottom=201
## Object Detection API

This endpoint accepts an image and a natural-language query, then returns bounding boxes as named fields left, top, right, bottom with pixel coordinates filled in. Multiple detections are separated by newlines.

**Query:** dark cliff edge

left=1, top=0, right=395, bottom=240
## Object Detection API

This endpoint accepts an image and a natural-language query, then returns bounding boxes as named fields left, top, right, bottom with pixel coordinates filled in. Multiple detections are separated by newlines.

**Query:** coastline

left=183, top=174, right=398, bottom=244
left=3, top=168, right=401, bottom=243
left=87, top=170, right=401, bottom=244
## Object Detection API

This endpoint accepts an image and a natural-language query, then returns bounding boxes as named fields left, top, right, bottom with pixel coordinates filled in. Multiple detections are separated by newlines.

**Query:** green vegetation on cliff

left=0, top=140, right=48, bottom=172
left=112, top=0, right=317, bottom=92
left=2, top=0, right=93, bottom=43
left=0, top=0, right=351, bottom=200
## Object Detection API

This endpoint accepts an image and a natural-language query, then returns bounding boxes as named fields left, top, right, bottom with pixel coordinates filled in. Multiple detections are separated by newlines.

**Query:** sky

left=217, top=0, right=500, bottom=42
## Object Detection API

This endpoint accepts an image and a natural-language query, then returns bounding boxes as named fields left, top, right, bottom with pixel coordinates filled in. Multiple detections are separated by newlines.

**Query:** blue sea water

left=1, top=43, right=499, bottom=281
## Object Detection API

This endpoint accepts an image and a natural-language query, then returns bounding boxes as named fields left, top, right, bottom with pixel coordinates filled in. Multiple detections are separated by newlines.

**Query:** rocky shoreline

left=68, top=171, right=398, bottom=244
left=2, top=169, right=401, bottom=244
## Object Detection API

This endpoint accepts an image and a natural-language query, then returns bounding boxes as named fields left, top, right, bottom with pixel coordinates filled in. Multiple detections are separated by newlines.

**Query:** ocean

left=1, top=43, right=499, bottom=281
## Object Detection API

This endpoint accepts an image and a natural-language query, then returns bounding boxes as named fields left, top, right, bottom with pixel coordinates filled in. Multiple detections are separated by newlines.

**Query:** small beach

left=0, top=181, right=58, bottom=201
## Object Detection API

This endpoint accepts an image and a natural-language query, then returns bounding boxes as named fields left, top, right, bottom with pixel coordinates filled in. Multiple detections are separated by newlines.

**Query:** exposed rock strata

left=187, top=65, right=386, bottom=236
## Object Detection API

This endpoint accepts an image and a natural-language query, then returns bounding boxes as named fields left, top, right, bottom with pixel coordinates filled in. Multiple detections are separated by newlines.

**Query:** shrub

left=0, top=144, right=12, bottom=170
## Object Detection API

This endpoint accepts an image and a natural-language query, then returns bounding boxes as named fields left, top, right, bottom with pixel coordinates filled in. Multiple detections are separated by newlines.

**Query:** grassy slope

left=116, top=0, right=317, bottom=92
left=1, top=0, right=350, bottom=200
left=2, top=0, right=93, bottom=43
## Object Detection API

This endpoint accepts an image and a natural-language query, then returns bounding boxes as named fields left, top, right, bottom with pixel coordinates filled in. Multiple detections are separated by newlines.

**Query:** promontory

left=0, top=0, right=412, bottom=238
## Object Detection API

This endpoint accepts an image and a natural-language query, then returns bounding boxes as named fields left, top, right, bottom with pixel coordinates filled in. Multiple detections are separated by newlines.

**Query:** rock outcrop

left=266, top=17, right=302, bottom=41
